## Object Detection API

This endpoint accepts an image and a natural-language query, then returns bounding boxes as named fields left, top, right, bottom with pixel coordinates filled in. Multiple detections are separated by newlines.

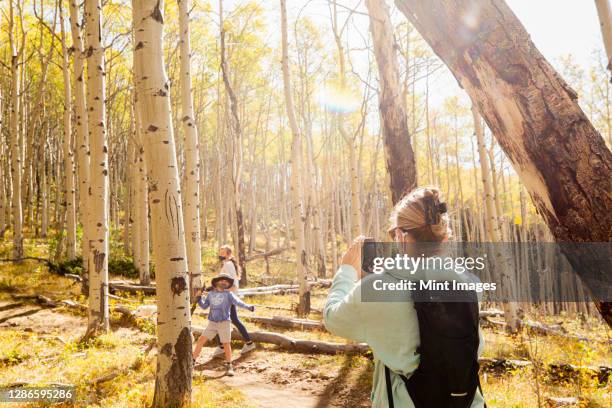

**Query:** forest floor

left=0, top=239, right=610, bottom=407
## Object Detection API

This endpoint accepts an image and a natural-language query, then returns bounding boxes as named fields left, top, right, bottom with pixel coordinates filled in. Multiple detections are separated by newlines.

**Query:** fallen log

left=192, top=325, right=370, bottom=355
left=244, top=315, right=324, bottom=330
left=0, top=302, right=25, bottom=312
left=107, top=280, right=331, bottom=296
left=255, top=304, right=322, bottom=314
left=108, top=282, right=156, bottom=295
left=478, top=309, right=505, bottom=318
left=482, top=317, right=611, bottom=344
left=17, top=294, right=138, bottom=322
left=544, top=397, right=580, bottom=407
left=478, top=357, right=610, bottom=383
left=0, top=307, right=42, bottom=324
left=245, top=247, right=289, bottom=262
left=239, top=288, right=299, bottom=297
left=193, top=311, right=325, bottom=331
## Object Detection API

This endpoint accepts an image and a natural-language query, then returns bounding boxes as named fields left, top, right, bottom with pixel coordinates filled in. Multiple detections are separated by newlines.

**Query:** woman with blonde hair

left=324, top=187, right=485, bottom=408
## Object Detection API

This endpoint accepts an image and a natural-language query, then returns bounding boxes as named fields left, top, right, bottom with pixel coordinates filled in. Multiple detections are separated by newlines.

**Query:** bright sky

left=220, top=0, right=606, bottom=111
left=508, top=0, right=602, bottom=70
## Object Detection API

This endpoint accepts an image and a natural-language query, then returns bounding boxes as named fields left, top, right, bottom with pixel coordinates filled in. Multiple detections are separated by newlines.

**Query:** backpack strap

left=384, top=365, right=395, bottom=408
left=477, top=376, right=487, bottom=408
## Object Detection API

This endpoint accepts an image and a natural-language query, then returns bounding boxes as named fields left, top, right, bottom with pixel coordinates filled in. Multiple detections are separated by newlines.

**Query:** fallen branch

left=108, top=281, right=155, bottom=295
left=545, top=396, right=580, bottom=406
left=0, top=257, right=54, bottom=267
left=243, top=315, right=324, bottom=330
left=0, top=302, right=25, bottom=312
left=245, top=247, right=289, bottom=262
left=239, top=288, right=299, bottom=297
left=193, top=311, right=325, bottom=331
left=478, top=357, right=610, bottom=382
left=482, top=317, right=611, bottom=344
left=0, top=307, right=43, bottom=324
left=107, top=280, right=331, bottom=296
left=192, top=325, right=369, bottom=355
left=1, top=382, right=73, bottom=388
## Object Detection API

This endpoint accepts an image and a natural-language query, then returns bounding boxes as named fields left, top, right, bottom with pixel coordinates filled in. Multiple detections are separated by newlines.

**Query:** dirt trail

left=2, top=300, right=371, bottom=408
left=218, top=372, right=322, bottom=408
left=194, top=347, right=370, bottom=408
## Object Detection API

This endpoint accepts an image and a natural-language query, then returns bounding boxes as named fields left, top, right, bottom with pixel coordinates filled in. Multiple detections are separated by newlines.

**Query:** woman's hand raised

left=340, top=235, right=367, bottom=279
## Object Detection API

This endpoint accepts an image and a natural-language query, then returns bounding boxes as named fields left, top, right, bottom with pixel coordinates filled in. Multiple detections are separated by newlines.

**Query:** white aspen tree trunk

left=69, top=0, right=91, bottom=291
left=487, top=142, right=503, bottom=238
left=132, top=98, right=151, bottom=285
left=178, top=0, right=203, bottom=299
left=453, top=115, right=469, bottom=240
left=129, top=123, right=138, bottom=261
left=83, top=0, right=109, bottom=338
left=0, top=91, right=5, bottom=238
left=473, top=105, right=519, bottom=331
left=60, top=1, right=77, bottom=261
left=132, top=1, right=193, bottom=404
left=124, top=173, right=132, bottom=257
left=281, top=0, right=310, bottom=316
left=330, top=2, right=361, bottom=239
left=41, top=141, right=49, bottom=238
left=69, top=0, right=91, bottom=294
left=8, top=0, right=23, bottom=259
left=214, top=145, right=224, bottom=243
left=348, top=143, right=361, bottom=240
left=595, top=0, right=612, bottom=80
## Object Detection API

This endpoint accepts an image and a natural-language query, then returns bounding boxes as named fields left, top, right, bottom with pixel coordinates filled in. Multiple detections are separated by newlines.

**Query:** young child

left=192, top=273, right=255, bottom=376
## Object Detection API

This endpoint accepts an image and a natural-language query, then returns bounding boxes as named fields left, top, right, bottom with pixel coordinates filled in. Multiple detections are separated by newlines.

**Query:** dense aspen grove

left=0, top=0, right=610, bottom=406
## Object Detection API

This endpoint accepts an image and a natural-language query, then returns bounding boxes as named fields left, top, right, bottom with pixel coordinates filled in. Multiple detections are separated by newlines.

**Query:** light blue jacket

left=198, top=290, right=252, bottom=322
left=323, top=265, right=486, bottom=408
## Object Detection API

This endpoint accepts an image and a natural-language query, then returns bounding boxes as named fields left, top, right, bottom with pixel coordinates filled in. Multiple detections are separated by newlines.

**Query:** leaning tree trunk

left=83, top=0, right=109, bottom=337
left=69, top=0, right=91, bottom=292
left=395, top=0, right=612, bottom=326
left=59, top=1, right=77, bottom=261
left=365, top=0, right=417, bottom=204
left=178, top=0, right=203, bottom=299
left=595, top=0, right=612, bottom=81
left=8, top=1, right=23, bottom=259
left=219, top=0, right=248, bottom=285
left=280, top=0, right=310, bottom=316
left=133, top=0, right=192, bottom=405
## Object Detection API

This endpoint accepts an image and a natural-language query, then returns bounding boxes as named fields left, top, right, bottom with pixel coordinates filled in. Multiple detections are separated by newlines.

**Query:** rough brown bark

left=365, top=0, right=417, bottom=204
left=395, top=0, right=612, bottom=326
left=219, top=0, right=248, bottom=286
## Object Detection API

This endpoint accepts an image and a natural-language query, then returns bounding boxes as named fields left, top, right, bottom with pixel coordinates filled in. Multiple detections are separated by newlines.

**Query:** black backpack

left=384, top=287, right=484, bottom=408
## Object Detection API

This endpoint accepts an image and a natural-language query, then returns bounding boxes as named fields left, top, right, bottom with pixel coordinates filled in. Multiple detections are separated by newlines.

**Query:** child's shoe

left=212, top=346, right=225, bottom=358
left=240, top=342, right=256, bottom=354
left=225, top=363, right=235, bottom=376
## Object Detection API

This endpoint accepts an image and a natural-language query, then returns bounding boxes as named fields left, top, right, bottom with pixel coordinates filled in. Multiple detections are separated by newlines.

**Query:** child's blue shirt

left=198, top=290, right=252, bottom=322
